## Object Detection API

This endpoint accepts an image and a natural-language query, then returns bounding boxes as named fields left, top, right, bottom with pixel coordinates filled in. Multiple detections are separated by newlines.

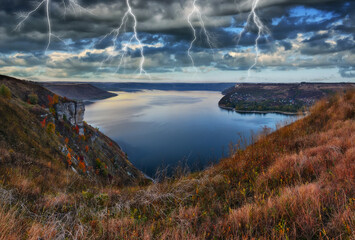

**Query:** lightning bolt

left=186, top=0, right=214, bottom=71
left=236, top=0, right=269, bottom=77
left=99, top=0, right=149, bottom=78
left=15, top=0, right=92, bottom=53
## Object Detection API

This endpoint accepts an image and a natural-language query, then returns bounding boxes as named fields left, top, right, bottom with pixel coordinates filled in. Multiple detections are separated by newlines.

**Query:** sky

left=0, top=0, right=354, bottom=82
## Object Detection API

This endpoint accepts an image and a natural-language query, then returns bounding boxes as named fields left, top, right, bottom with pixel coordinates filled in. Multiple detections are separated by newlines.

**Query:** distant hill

left=90, top=82, right=236, bottom=92
left=41, top=82, right=117, bottom=100
left=219, top=82, right=355, bottom=114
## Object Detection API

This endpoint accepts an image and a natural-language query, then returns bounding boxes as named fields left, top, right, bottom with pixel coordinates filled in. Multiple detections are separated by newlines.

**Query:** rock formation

left=55, top=101, right=85, bottom=135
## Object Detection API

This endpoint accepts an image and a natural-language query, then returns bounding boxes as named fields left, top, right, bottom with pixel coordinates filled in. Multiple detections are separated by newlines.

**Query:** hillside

left=219, top=83, right=354, bottom=114
left=0, top=77, right=354, bottom=239
left=0, top=75, right=145, bottom=187
left=41, top=82, right=117, bottom=101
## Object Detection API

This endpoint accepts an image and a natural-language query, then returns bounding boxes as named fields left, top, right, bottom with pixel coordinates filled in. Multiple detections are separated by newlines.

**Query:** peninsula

left=219, top=82, right=354, bottom=114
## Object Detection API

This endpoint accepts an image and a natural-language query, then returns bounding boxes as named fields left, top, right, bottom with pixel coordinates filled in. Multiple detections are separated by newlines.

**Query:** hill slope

left=41, top=82, right=117, bottom=100
left=0, top=77, right=354, bottom=239
left=0, top=75, right=145, bottom=187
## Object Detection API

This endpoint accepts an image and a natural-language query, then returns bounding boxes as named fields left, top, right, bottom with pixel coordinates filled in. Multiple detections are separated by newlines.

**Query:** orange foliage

left=65, top=138, right=69, bottom=145
left=78, top=156, right=86, bottom=173
left=46, top=122, right=55, bottom=134
left=66, top=153, right=72, bottom=166
left=78, top=161, right=86, bottom=173
left=53, top=94, right=59, bottom=104
left=74, top=125, right=79, bottom=134
left=85, top=145, right=89, bottom=152
left=79, top=135, right=86, bottom=141
left=47, top=95, right=53, bottom=107
left=40, top=117, right=47, bottom=128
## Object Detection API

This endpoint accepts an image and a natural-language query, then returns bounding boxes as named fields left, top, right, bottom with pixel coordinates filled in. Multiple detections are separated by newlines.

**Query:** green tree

left=0, top=84, right=11, bottom=99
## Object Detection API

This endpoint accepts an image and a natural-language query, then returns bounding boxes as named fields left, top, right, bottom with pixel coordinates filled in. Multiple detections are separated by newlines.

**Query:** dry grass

left=0, top=90, right=354, bottom=239
left=0, top=206, right=21, bottom=240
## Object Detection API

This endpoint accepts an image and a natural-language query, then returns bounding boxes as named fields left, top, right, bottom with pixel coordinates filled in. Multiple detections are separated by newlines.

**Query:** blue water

left=85, top=90, right=297, bottom=177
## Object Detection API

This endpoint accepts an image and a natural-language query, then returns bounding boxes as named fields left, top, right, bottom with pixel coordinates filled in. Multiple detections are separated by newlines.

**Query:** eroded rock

left=55, top=101, right=85, bottom=135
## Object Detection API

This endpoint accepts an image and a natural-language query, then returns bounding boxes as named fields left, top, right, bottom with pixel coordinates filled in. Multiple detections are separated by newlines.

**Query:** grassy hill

left=0, top=76, right=354, bottom=239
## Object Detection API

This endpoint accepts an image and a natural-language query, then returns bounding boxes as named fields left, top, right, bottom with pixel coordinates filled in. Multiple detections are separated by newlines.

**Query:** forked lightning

left=236, top=0, right=269, bottom=76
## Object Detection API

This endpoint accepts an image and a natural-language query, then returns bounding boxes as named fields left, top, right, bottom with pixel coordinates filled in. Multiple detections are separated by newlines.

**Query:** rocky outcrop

left=55, top=101, right=85, bottom=135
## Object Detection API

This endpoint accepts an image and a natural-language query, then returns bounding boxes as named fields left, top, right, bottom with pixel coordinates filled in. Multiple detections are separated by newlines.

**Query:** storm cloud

left=0, top=0, right=353, bottom=81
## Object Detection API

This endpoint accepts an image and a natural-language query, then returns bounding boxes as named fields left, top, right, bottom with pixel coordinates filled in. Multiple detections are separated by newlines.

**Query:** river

left=85, top=90, right=297, bottom=177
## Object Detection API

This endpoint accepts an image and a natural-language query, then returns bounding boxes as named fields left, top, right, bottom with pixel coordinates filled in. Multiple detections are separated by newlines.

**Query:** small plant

left=0, top=84, right=11, bottom=99
left=78, top=156, right=86, bottom=173
left=49, top=107, right=56, bottom=115
left=28, top=93, right=38, bottom=104
left=47, top=94, right=59, bottom=107
left=46, top=122, right=55, bottom=134
left=53, top=94, right=59, bottom=104
left=47, top=95, right=53, bottom=107
left=74, top=125, right=80, bottom=134
left=40, top=117, right=47, bottom=128
left=67, top=153, right=72, bottom=166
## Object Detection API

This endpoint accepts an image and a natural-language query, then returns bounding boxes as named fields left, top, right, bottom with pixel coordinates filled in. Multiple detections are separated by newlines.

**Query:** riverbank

left=219, top=105, right=304, bottom=115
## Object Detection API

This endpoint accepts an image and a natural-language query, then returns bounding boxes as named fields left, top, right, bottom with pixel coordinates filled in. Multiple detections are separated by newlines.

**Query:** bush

left=46, top=122, right=56, bottom=134
left=28, top=93, right=38, bottom=105
left=49, top=107, right=56, bottom=115
left=0, top=84, right=11, bottom=99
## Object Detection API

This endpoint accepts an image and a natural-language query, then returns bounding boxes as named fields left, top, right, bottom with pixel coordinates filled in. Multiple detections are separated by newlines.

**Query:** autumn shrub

left=53, top=94, right=59, bottom=104
left=94, top=158, right=108, bottom=177
left=46, top=122, right=55, bottom=134
left=0, top=84, right=11, bottom=99
left=78, top=159, right=86, bottom=173
left=49, top=106, right=56, bottom=115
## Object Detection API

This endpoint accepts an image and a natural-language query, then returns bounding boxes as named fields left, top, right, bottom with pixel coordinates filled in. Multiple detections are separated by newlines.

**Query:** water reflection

left=85, top=90, right=297, bottom=177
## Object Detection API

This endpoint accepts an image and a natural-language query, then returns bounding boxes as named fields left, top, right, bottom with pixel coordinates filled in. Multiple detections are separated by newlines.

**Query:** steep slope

left=0, top=75, right=145, bottom=187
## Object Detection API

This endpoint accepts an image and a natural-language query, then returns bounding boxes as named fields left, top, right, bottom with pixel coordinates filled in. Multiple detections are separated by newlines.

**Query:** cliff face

left=0, top=75, right=146, bottom=186
left=56, top=101, right=85, bottom=135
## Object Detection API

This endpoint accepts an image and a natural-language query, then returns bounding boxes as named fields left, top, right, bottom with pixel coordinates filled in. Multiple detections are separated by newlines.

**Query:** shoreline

left=219, top=105, right=305, bottom=116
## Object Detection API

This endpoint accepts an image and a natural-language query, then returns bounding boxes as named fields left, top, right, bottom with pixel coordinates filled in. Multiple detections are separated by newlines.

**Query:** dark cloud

left=0, top=0, right=353, bottom=79
left=339, top=67, right=355, bottom=78
left=300, top=37, right=355, bottom=55
left=280, top=41, right=293, bottom=50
